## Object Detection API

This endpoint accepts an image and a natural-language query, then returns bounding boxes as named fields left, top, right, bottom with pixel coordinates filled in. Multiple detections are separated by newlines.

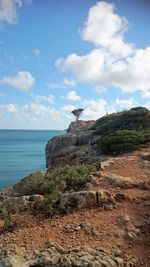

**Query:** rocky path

left=0, top=149, right=150, bottom=266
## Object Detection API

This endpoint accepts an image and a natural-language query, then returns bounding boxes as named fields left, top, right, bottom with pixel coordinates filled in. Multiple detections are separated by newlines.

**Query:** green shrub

left=93, top=107, right=150, bottom=136
left=15, top=164, right=97, bottom=196
left=99, top=130, right=150, bottom=155
left=13, top=164, right=97, bottom=216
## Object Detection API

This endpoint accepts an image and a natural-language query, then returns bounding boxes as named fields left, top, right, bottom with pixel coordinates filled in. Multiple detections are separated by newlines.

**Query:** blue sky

left=0, top=0, right=150, bottom=129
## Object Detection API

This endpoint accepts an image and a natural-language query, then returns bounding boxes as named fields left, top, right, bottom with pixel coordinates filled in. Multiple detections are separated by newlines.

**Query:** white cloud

left=63, top=78, right=76, bottom=87
left=31, top=93, right=55, bottom=104
left=81, top=98, right=107, bottom=120
left=0, top=71, right=35, bottom=91
left=142, top=90, right=150, bottom=98
left=0, top=0, right=31, bottom=25
left=0, top=103, right=18, bottom=113
left=81, top=1, right=133, bottom=57
left=1, top=97, right=149, bottom=129
left=56, top=49, right=106, bottom=84
left=62, top=90, right=81, bottom=101
left=108, top=47, right=150, bottom=92
left=114, top=97, right=137, bottom=109
left=48, top=78, right=76, bottom=89
left=60, top=104, right=76, bottom=113
left=93, top=85, right=107, bottom=94
left=56, top=1, right=150, bottom=97
left=0, top=102, right=76, bottom=122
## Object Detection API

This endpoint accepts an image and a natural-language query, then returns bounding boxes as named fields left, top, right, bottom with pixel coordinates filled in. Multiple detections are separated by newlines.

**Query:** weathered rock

left=64, top=223, right=99, bottom=236
left=45, top=120, right=101, bottom=169
left=97, top=189, right=115, bottom=205
left=0, top=195, right=44, bottom=216
left=67, top=120, right=95, bottom=134
left=0, top=244, right=126, bottom=267
left=59, top=191, right=97, bottom=212
left=36, top=246, right=61, bottom=265
left=32, top=244, right=125, bottom=267
left=103, top=174, right=140, bottom=189
left=0, top=255, right=28, bottom=267
left=59, top=189, right=114, bottom=212
left=100, top=159, right=114, bottom=170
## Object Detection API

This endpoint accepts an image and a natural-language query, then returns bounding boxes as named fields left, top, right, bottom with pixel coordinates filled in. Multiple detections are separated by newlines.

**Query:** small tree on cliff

left=71, top=108, right=84, bottom=121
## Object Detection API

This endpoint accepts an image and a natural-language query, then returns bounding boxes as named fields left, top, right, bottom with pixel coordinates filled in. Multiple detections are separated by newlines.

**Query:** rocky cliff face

left=45, top=120, right=101, bottom=169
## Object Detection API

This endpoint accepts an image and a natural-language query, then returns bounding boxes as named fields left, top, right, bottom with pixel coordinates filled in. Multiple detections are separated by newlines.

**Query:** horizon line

left=0, top=128, right=65, bottom=131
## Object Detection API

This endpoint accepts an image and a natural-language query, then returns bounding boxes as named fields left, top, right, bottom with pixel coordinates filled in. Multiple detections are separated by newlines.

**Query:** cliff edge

left=45, top=120, right=101, bottom=169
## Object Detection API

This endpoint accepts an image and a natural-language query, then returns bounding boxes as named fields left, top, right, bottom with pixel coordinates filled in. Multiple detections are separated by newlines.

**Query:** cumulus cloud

left=62, top=90, right=81, bottom=101
left=108, top=47, right=150, bottom=92
left=0, top=102, right=76, bottom=120
left=0, top=103, right=18, bottom=114
left=0, top=102, right=78, bottom=129
left=113, top=97, right=137, bottom=109
left=55, top=49, right=106, bottom=84
left=56, top=1, right=150, bottom=97
left=81, top=98, right=107, bottom=120
left=31, top=93, right=55, bottom=104
left=0, top=96, right=143, bottom=129
left=48, top=78, right=76, bottom=89
left=81, top=1, right=133, bottom=57
left=93, top=86, right=107, bottom=94
left=0, top=71, right=35, bottom=91
left=0, top=0, right=31, bottom=25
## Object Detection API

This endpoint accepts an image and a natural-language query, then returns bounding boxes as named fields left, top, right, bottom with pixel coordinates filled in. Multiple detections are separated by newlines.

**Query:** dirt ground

left=0, top=148, right=150, bottom=266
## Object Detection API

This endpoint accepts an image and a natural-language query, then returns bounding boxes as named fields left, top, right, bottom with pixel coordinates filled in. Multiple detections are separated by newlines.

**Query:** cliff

left=45, top=107, right=150, bottom=168
left=45, top=120, right=101, bottom=169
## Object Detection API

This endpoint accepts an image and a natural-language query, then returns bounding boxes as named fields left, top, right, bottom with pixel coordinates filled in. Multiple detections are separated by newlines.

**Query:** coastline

left=0, top=129, right=64, bottom=189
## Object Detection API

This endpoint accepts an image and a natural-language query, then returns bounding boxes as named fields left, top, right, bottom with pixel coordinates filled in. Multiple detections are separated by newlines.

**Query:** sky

left=0, top=0, right=150, bottom=130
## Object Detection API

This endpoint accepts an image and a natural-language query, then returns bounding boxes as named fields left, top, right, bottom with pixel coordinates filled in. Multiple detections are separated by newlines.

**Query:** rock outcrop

left=45, top=120, right=101, bottom=169
left=0, top=190, right=115, bottom=216
left=0, top=244, right=125, bottom=267
left=59, top=189, right=115, bottom=212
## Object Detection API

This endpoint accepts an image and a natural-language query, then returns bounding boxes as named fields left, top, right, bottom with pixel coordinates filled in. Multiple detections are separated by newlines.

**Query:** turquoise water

left=0, top=130, right=64, bottom=189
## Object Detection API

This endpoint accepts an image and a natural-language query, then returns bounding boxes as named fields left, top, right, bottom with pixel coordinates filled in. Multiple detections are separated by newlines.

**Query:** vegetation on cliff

left=93, top=107, right=150, bottom=154
left=99, top=129, right=150, bottom=154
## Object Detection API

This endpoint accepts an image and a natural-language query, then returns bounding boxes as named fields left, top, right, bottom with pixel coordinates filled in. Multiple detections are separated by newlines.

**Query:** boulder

left=97, top=189, right=115, bottom=205
left=59, top=189, right=114, bottom=212
left=59, top=191, right=97, bottom=212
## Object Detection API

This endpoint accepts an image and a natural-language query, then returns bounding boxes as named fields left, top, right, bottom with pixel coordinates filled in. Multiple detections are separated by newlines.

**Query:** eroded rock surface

left=59, top=189, right=115, bottom=212
left=0, top=244, right=125, bottom=267
left=45, top=120, right=100, bottom=168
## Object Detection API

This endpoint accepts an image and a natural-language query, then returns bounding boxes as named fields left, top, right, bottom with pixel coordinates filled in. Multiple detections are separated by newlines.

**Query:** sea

left=0, top=130, right=64, bottom=189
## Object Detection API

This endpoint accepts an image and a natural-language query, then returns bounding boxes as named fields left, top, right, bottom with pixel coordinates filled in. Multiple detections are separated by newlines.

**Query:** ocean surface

left=0, top=130, right=64, bottom=189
